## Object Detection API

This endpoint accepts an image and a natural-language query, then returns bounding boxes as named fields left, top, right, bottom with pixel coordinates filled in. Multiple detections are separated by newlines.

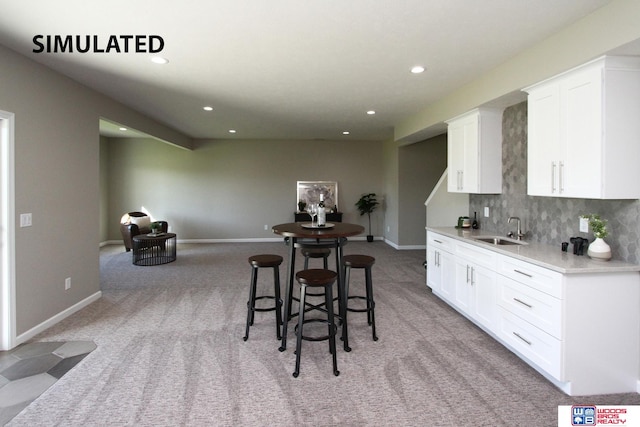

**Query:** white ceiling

left=0, top=0, right=620, bottom=141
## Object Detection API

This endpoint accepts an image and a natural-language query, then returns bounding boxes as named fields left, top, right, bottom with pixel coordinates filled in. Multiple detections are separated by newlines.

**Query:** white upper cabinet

left=446, top=108, right=502, bottom=194
left=524, top=56, right=640, bottom=199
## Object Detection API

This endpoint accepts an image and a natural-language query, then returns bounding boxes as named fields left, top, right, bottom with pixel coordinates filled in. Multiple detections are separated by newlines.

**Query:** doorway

left=0, top=111, right=16, bottom=350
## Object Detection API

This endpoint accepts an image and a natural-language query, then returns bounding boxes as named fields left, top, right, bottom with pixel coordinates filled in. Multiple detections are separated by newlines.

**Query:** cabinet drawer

left=427, top=232, right=455, bottom=253
left=498, top=308, right=562, bottom=380
left=498, top=276, right=562, bottom=339
left=456, top=240, right=496, bottom=269
left=498, top=257, right=562, bottom=298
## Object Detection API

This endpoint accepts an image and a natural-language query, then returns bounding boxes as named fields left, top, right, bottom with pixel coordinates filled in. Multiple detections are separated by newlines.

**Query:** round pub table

left=272, top=222, right=364, bottom=352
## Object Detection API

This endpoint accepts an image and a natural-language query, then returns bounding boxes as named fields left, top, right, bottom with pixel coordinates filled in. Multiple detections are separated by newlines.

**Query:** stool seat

left=343, top=254, right=375, bottom=269
left=296, top=269, right=337, bottom=286
left=301, top=247, right=331, bottom=258
left=249, top=254, right=283, bottom=268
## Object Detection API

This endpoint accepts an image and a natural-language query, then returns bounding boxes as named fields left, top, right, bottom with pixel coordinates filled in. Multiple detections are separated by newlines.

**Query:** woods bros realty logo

left=558, top=405, right=640, bottom=426
left=32, top=34, right=164, bottom=53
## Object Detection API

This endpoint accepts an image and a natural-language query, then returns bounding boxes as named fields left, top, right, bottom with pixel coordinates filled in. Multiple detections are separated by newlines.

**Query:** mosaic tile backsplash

left=469, top=101, right=640, bottom=264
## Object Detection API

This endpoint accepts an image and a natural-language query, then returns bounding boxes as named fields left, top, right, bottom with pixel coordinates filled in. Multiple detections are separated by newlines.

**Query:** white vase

left=587, top=237, right=611, bottom=261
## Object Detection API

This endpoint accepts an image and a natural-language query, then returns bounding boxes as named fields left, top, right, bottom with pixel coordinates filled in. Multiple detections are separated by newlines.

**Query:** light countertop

left=427, top=227, right=640, bottom=274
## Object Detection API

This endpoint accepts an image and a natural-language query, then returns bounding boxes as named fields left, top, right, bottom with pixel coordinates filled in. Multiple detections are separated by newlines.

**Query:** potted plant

left=581, top=214, right=611, bottom=261
left=355, top=193, right=379, bottom=242
left=150, top=221, right=162, bottom=235
left=298, top=199, right=307, bottom=212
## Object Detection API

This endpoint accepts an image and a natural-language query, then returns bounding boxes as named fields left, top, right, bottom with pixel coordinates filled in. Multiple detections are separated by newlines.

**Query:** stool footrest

left=248, top=296, right=282, bottom=312
left=295, top=318, right=337, bottom=342
left=346, top=295, right=375, bottom=313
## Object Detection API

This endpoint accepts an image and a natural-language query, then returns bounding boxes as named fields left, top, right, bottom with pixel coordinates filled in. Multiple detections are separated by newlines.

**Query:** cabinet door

left=460, top=114, right=479, bottom=193
left=527, top=83, right=561, bottom=196
left=426, top=247, right=441, bottom=292
left=447, top=113, right=479, bottom=193
left=470, top=264, right=497, bottom=331
left=453, top=257, right=472, bottom=312
left=438, top=250, right=455, bottom=303
left=561, top=64, right=603, bottom=198
left=447, top=120, right=466, bottom=192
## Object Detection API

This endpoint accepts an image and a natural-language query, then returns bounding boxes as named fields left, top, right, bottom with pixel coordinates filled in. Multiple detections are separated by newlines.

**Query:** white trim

left=0, top=111, right=15, bottom=351
left=384, top=238, right=425, bottom=250
left=15, top=291, right=102, bottom=346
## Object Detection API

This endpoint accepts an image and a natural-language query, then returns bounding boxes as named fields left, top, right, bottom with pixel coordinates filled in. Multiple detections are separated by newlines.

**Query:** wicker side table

left=132, top=233, right=177, bottom=266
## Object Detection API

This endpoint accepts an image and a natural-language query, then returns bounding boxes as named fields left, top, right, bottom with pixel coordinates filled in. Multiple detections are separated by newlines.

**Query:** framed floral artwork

left=297, top=181, right=338, bottom=211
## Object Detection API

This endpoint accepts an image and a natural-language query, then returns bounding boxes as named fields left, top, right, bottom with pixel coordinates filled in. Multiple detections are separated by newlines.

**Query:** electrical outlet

left=579, top=217, right=589, bottom=233
left=484, top=207, right=490, bottom=218
left=65, top=277, right=71, bottom=290
left=264, top=224, right=268, bottom=230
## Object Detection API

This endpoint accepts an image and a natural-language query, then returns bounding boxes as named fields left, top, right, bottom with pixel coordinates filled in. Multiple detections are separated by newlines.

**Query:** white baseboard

left=384, top=238, right=426, bottom=250
left=15, top=291, right=102, bottom=346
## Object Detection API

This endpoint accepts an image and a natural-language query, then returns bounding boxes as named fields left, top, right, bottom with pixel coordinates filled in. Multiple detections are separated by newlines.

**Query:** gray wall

left=105, top=137, right=387, bottom=241
left=470, top=102, right=640, bottom=264
left=104, top=136, right=446, bottom=247
left=398, top=135, right=447, bottom=246
left=0, top=44, right=190, bottom=337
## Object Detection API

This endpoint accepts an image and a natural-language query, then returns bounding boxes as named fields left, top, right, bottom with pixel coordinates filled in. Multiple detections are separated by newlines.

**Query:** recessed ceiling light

left=229, top=129, right=237, bottom=134
left=203, top=106, right=213, bottom=111
left=342, top=131, right=350, bottom=135
left=119, top=127, right=127, bottom=131
left=411, top=65, right=425, bottom=74
left=151, top=57, right=169, bottom=64
left=367, top=110, right=376, bottom=115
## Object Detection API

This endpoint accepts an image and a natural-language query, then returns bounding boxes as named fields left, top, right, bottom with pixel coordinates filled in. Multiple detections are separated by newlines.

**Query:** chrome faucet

left=507, top=216, right=525, bottom=240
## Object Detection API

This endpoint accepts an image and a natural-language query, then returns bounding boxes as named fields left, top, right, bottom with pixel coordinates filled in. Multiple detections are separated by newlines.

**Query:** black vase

left=367, top=235, right=374, bottom=242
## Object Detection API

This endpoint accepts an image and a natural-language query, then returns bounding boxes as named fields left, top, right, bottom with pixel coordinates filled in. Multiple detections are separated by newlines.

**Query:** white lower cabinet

left=427, top=230, right=640, bottom=396
left=452, top=243, right=497, bottom=331
left=426, top=233, right=455, bottom=297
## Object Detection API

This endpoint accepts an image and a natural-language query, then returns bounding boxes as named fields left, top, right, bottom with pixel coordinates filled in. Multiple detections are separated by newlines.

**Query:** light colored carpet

left=7, top=241, right=640, bottom=426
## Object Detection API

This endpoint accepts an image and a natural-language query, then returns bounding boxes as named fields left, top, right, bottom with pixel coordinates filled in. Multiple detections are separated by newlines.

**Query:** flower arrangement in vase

left=581, top=214, right=611, bottom=261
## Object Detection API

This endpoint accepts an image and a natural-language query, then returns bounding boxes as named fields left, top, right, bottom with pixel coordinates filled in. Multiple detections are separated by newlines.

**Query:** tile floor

left=0, top=341, right=96, bottom=425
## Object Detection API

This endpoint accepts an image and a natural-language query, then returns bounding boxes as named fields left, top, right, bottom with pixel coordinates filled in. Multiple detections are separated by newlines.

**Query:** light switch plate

left=483, top=207, right=490, bottom=218
left=20, top=213, right=32, bottom=227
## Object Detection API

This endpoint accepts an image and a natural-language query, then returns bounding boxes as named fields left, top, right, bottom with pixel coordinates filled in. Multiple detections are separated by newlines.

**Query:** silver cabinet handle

left=551, top=161, right=557, bottom=193
left=466, top=265, right=470, bottom=283
left=559, top=161, right=564, bottom=194
left=513, top=297, right=533, bottom=308
left=513, top=332, right=532, bottom=346
left=470, top=266, right=475, bottom=286
left=514, top=269, right=533, bottom=278
left=434, top=239, right=443, bottom=244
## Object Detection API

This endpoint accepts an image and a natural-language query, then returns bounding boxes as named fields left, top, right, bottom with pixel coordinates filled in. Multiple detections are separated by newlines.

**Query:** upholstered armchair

left=120, top=211, right=168, bottom=252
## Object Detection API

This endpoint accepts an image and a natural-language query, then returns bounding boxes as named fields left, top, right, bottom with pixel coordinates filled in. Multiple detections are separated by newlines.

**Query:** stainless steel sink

left=472, top=236, right=526, bottom=246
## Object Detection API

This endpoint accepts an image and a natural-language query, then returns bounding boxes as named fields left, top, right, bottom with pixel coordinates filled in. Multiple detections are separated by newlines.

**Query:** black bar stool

left=343, top=254, right=377, bottom=341
left=293, top=269, right=339, bottom=378
left=243, top=254, right=283, bottom=341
